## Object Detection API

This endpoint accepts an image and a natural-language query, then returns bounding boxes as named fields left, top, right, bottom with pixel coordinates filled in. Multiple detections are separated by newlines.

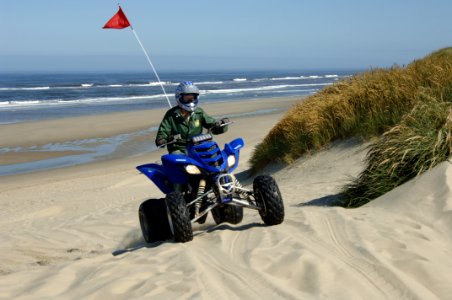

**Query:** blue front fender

left=224, top=138, right=244, bottom=172
left=161, top=154, right=205, bottom=184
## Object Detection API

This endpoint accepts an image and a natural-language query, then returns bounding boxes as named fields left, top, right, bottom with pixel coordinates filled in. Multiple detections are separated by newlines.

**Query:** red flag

left=103, top=7, right=131, bottom=29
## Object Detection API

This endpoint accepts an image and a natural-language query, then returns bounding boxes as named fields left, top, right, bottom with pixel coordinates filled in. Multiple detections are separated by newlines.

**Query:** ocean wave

left=265, top=74, right=339, bottom=81
left=0, top=82, right=177, bottom=91
left=201, top=83, right=331, bottom=95
left=0, top=82, right=332, bottom=109
left=0, top=94, right=169, bottom=109
left=0, top=75, right=343, bottom=92
left=0, top=100, right=42, bottom=107
left=143, top=81, right=176, bottom=87
left=0, top=86, right=50, bottom=91
left=269, top=76, right=304, bottom=80
left=59, top=94, right=167, bottom=104
left=271, top=88, right=319, bottom=93
left=196, top=81, right=224, bottom=85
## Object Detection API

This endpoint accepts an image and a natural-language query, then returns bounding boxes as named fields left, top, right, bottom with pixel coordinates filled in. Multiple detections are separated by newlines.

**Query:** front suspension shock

left=195, top=179, right=206, bottom=216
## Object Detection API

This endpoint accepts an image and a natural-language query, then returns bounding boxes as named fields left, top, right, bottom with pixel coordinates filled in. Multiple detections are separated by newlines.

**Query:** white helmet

left=175, top=81, right=199, bottom=112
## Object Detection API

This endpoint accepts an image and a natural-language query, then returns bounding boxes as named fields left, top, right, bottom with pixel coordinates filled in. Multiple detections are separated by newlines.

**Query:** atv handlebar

left=157, top=119, right=233, bottom=149
left=207, top=120, right=233, bottom=134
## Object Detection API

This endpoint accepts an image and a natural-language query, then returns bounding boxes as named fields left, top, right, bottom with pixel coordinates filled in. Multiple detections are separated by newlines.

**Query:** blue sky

left=0, top=0, right=450, bottom=72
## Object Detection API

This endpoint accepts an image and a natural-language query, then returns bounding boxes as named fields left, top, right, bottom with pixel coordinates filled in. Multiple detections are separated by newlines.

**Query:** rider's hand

left=156, top=138, right=167, bottom=147
left=215, top=118, right=229, bottom=127
left=169, top=134, right=181, bottom=142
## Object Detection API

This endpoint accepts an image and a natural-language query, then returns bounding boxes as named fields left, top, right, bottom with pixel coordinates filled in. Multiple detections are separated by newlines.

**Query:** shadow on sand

left=111, top=222, right=265, bottom=256
left=296, top=193, right=344, bottom=207
left=111, top=237, right=159, bottom=256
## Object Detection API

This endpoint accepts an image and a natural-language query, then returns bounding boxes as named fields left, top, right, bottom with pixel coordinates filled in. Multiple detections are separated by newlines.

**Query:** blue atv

left=136, top=121, right=284, bottom=243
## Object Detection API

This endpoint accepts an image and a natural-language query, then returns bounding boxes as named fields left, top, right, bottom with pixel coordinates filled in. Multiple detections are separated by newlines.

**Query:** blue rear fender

left=136, top=163, right=173, bottom=194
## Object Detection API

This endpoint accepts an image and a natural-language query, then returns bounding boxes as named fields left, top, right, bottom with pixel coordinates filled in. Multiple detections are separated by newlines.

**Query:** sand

left=1, top=96, right=451, bottom=299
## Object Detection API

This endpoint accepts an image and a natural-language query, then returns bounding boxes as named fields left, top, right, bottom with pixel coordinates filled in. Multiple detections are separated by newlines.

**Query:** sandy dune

left=1, top=97, right=451, bottom=299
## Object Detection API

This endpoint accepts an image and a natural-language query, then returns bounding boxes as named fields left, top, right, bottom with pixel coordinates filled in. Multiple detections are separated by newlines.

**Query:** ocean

left=0, top=70, right=355, bottom=124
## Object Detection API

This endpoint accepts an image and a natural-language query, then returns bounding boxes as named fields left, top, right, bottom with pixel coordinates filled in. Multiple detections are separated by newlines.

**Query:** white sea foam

left=266, top=75, right=339, bottom=81
left=269, top=76, right=310, bottom=81
left=233, top=78, right=247, bottom=82
left=271, top=88, right=319, bottom=93
left=0, top=94, right=168, bottom=109
left=81, top=83, right=94, bottom=87
left=201, top=83, right=331, bottom=95
left=195, top=81, right=224, bottom=85
left=0, top=86, right=50, bottom=91
left=56, top=94, right=166, bottom=104
left=147, top=82, right=165, bottom=86
left=127, top=81, right=177, bottom=87
left=4, top=100, right=42, bottom=106
left=108, top=84, right=123, bottom=87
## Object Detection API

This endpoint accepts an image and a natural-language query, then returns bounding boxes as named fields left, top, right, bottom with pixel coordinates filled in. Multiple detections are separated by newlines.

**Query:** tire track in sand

left=297, top=209, right=434, bottom=299
left=184, top=224, right=302, bottom=300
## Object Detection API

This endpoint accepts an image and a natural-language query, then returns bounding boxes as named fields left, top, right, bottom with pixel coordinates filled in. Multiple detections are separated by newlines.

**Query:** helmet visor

left=180, top=93, right=198, bottom=104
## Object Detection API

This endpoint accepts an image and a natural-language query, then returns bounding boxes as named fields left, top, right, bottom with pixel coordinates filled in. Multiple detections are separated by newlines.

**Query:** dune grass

left=250, top=47, right=452, bottom=206
left=339, top=94, right=451, bottom=207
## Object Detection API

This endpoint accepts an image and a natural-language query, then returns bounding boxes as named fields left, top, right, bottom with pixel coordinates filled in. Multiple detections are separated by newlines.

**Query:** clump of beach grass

left=338, top=93, right=451, bottom=207
left=250, top=47, right=452, bottom=206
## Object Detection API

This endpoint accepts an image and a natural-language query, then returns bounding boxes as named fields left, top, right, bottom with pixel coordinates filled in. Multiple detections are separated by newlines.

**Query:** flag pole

left=129, top=25, right=172, bottom=108
left=104, top=4, right=172, bottom=108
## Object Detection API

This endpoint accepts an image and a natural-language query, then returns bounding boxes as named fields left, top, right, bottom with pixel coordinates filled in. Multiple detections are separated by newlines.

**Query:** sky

left=0, top=0, right=451, bottom=73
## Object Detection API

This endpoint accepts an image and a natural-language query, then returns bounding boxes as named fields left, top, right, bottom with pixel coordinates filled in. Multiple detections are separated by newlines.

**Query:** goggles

left=180, top=93, right=199, bottom=103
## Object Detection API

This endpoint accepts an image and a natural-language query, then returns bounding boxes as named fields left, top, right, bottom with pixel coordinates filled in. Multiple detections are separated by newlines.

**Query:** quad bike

left=137, top=121, right=284, bottom=243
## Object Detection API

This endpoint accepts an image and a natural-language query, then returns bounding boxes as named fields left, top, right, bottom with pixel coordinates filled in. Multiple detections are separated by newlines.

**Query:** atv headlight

left=227, top=155, right=236, bottom=167
left=185, top=164, right=201, bottom=175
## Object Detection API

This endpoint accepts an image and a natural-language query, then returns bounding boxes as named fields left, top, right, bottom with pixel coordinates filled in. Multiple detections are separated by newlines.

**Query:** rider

left=155, top=81, right=228, bottom=153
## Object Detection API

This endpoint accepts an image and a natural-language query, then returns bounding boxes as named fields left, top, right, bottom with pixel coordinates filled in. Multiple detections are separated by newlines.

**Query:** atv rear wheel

left=166, top=192, right=193, bottom=242
left=139, top=198, right=172, bottom=243
left=253, top=175, right=284, bottom=225
left=212, top=205, right=244, bottom=225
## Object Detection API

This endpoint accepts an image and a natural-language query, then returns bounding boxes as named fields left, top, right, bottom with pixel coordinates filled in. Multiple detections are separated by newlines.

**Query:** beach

left=0, top=96, right=299, bottom=176
left=1, top=95, right=452, bottom=299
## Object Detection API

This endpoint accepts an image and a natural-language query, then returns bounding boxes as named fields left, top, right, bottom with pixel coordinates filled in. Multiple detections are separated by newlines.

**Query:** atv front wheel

left=253, top=175, right=284, bottom=225
left=166, top=192, right=193, bottom=242
left=212, top=205, right=243, bottom=225
left=139, top=198, right=172, bottom=243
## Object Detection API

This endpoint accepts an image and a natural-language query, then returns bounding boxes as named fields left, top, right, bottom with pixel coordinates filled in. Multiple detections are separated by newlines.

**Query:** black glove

left=169, top=134, right=181, bottom=142
left=156, top=138, right=167, bottom=147
left=215, top=118, right=230, bottom=127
